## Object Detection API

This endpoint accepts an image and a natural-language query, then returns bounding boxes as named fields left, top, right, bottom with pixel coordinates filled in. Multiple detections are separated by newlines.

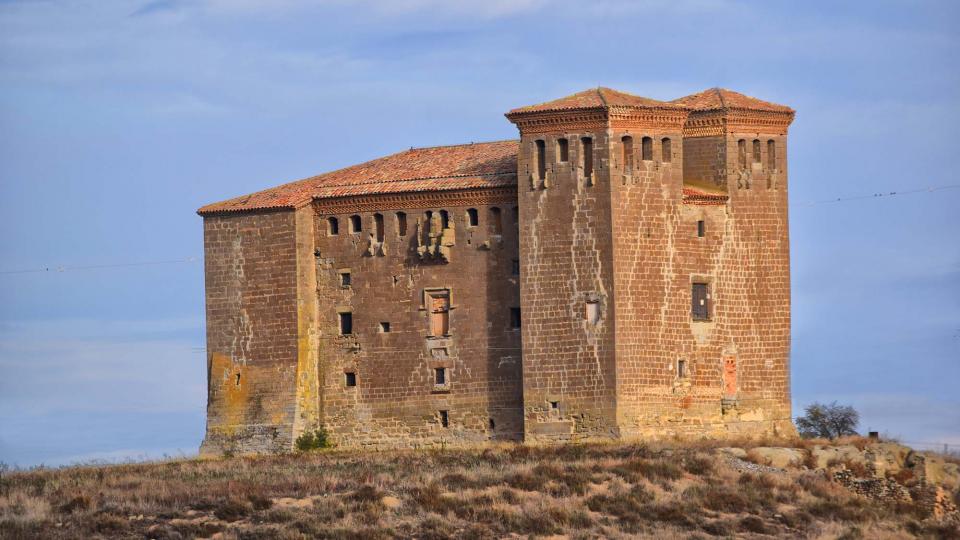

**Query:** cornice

left=313, top=187, right=518, bottom=215
left=684, top=109, right=794, bottom=137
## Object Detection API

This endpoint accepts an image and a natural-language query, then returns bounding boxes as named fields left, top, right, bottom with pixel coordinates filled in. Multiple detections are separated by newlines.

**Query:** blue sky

left=1, top=0, right=958, bottom=467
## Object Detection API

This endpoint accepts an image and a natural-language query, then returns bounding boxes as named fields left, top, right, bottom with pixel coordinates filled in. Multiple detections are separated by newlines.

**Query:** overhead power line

left=0, top=257, right=199, bottom=275
left=1, top=183, right=957, bottom=276
left=795, top=184, right=959, bottom=207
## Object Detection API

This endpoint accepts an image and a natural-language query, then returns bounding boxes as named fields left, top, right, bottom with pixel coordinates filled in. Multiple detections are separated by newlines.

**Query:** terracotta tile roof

left=682, top=187, right=729, bottom=206
left=671, top=88, right=793, bottom=113
left=198, top=140, right=518, bottom=215
left=507, top=87, right=686, bottom=115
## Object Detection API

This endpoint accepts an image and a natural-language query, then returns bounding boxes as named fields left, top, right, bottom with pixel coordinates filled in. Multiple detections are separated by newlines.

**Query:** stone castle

left=197, top=87, right=796, bottom=454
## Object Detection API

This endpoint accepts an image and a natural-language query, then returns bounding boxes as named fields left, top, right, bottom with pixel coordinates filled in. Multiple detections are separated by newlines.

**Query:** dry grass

left=0, top=441, right=957, bottom=539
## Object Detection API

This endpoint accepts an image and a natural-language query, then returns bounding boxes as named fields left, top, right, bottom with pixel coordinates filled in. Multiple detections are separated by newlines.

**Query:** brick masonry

left=199, top=87, right=796, bottom=453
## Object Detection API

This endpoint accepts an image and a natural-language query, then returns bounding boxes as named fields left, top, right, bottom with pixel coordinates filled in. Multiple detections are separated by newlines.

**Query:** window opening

left=691, top=283, right=710, bottom=321
left=585, top=300, right=600, bottom=325
left=641, top=136, right=653, bottom=161
left=396, top=212, right=407, bottom=236
left=327, top=217, right=339, bottom=235
left=535, top=139, right=546, bottom=179
left=349, top=214, right=361, bottom=233
left=490, top=207, right=503, bottom=235
left=621, top=136, right=634, bottom=170
left=466, top=208, right=479, bottom=227
left=374, top=213, right=384, bottom=242
left=509, top=307, right=521, bottom=329
left=581, top=137, right=593, bottom=181
left=662, top=138, right=672, bottom=162
left=345, top=372, right=357, bottom=387
left=428, top=290, right=450, bottom=337
left=557, top=138, right=569, bottom=162
left=339, top=312, right=353, bottom=335
left=697, top=220, right=705, bottom=238
left=439, top=410, right=449, bottom=428
left=434, top=367, right=446, bottom=386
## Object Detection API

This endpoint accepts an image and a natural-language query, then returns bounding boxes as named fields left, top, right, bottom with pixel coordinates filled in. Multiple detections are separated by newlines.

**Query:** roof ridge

left=597, top=87, right=609, bottom=107
left=408, top=139, right=518, bottom=151
left=715, top=88, right=726, bottom=109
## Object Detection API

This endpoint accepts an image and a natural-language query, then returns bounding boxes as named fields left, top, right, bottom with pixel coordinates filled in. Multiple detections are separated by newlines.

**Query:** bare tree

left=796, top=401, right=859, bottom=439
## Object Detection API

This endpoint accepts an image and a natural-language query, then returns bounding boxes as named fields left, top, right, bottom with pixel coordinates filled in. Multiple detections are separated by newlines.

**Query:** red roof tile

left=198, top=140, right=518, bottom=215
left=508, top=87, right=686, bottom=115
left=671, top=88, right=793, bottom=113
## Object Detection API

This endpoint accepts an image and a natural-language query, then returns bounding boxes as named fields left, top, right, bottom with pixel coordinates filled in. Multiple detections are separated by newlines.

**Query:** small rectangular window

left=585, top=300, right=600, bottom=325
left=697, top=220, right=705, bottom=238
left=374, top=213, right=384, bottom=242
left=428, top=290, right=450, bottom=337
left=691, top=283, right=710, bottom=321
left=752, top=139, right=761, bottom=163
left=557, top=138, right=569, bottom=162
left=490, top=207, right=502, bottom=235
left=434, top=367, right=446, bottom=386
left=467, top=208, right=479, bottom=227
left=535, top=139, right=546, bottom=179
left=677, top=360, right=687, bottom=379
left=509, top=307, right=521, bottom=329
left=767, top=139, right=776, bottom=170
left=345, top=372, right=357, bottom=387
left=439, top=410, right=449, bottom=428
left=550, top=401, right=559, bottom=410
left=661, top=138, right=672, bottom=163
left=349, top=214, right=362, bottom=233
left=327, top=217, right=339, bottom=235
left=379, top=322, right=390, bottom=333
left=581, top=137, right=593, bottom=180
left=511, top=259, right=520, bottom=276
left=621, top=136, right=634, bottom=171
left=339, top=271, right=351, bottom=288
left=339, top=312, right=353, bottom=335
left=641, top=136, right=653, bottom=161
left=737, top=140, right=747, bottom=169
left=396, top=212, right=407, bottom=236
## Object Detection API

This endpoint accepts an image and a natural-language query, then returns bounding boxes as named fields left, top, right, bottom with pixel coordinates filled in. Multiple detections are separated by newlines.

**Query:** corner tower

left=507, top=86, right=795, bottom=442
left=506, top=88, right=690, bottom=441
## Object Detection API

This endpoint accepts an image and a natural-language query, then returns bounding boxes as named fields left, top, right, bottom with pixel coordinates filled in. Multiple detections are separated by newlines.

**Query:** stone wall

left=516, top=133, right=619, bottom=442
left=313, top=189, right=522, bottom=448
left=200, top=209, right=303, bottom=454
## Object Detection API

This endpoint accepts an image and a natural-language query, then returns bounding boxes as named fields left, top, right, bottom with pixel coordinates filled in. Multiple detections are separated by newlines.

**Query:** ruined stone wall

left=313, top=189, right=522, bottom=448
left=200, top=210, right=303, bottom=454
left=610, top=129, right=792, bottom=438
left=517, top=133, right=619, bottom=442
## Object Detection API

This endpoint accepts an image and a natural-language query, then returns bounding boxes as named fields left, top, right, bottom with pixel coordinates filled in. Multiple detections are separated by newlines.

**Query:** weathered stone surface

left=810, top=445, right=866, bottom=470
left=750, top=447, right=805, bottom=468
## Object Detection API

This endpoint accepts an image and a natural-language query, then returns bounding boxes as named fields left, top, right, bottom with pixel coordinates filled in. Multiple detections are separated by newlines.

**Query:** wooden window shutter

left=692, top=283, right=709, bottom=320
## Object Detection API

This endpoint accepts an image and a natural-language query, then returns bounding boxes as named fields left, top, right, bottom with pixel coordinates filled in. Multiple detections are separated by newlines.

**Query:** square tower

left=507, top=87, right=795, bottom=441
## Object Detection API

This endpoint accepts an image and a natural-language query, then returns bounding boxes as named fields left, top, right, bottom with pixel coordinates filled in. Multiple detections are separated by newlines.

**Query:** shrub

left=796, top=402, right=859, bottom=439
left=295, top=428, right=332, bottom=452
left=214, top=498, right=251, bottom=522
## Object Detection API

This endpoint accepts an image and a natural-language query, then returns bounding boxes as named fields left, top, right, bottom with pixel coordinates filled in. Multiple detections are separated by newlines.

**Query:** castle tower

left=507, top=87, right=795, bottom=441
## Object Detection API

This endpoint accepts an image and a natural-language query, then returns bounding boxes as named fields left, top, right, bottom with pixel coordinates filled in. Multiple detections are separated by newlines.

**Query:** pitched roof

left=671, top=88, right=793, bottom=113
left=198, top=140, right=518, bottom=215
left=507, top=87, right=685, bottom=115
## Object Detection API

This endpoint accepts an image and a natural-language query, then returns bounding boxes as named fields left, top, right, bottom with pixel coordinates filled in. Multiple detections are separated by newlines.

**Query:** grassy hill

left=1, top=438, right=958, bottom=539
